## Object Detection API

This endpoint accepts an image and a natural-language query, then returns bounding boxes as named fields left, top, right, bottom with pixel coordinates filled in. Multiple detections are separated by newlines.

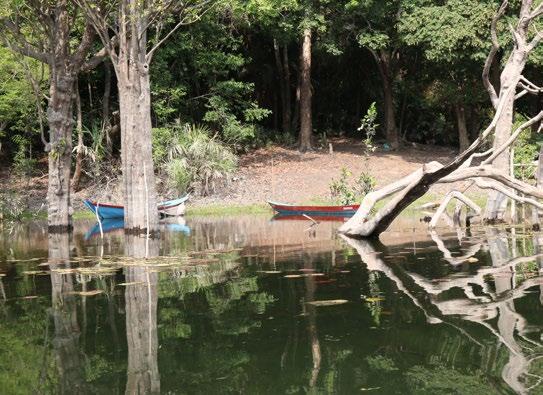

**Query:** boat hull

left=267, top=201, right=359, bottom=217
left=84, top=196, right=189, bottom=220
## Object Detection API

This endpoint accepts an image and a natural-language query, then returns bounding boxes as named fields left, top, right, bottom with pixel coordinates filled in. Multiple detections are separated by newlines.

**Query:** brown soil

left=1, top=138, right=469, bottom=210
left=194, top=137, right=461, bottom=206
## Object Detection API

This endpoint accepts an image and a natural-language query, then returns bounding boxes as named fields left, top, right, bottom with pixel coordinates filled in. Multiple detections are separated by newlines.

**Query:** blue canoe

left=84, top=195, right=189, bottom=220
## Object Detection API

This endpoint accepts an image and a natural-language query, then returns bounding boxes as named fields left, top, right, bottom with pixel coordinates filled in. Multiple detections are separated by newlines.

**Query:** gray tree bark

left=118, top=67, right=159, bottom=234
left=47, top=71, right=75, bottom=232
left=72, top=80, right=84, bottom=191
left=299, top=28, right=313, bottom=152
left=483, top=0, right=536, bottom=222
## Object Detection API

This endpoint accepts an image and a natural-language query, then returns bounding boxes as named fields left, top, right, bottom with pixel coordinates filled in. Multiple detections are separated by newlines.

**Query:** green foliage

left=358, top=102, right=378, bottom=151
left=203, top=84, right=271, bottom=148
left=155, top=124, right=238, bottom=196
left=399, top=0, right=494, bottom=63
left=151, top=11, right=270, bottom=150
left=406, top=365, right=495, bottom=394
left=329, top=167, right=376, bottom=205
left=0, top=190, right=25, bottom=221
left=512, top=116, right=543, bottom=181
left=11, top=134, right=37, bottom=176
left=366, top=355, right=399, bottom=373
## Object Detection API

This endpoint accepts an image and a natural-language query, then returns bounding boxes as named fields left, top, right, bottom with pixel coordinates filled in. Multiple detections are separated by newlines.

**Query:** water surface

left=0, top=216, right=542, bottom=394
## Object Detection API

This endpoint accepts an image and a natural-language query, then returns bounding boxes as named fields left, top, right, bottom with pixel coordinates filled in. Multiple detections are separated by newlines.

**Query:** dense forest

left=2, top=0, right=543, bottom=233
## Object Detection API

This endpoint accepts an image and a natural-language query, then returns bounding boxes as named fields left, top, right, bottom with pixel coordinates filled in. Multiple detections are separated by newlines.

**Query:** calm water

left=1, top=215, right=543, bottom=394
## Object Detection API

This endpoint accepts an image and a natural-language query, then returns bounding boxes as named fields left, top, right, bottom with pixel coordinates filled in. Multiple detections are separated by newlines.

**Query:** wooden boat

left=267, top=200, right=359, bottom=217
left=83, top=195, right=189, bottom=219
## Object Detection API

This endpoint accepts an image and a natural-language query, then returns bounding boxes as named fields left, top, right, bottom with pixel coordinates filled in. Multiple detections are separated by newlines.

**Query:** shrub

left=511, top=115, right=543, bottom=181
left=330, top=167, right=376, bottom=205
left=0, top=190, right=25, bottom=222
left=155, top=124, right=237, bottom=196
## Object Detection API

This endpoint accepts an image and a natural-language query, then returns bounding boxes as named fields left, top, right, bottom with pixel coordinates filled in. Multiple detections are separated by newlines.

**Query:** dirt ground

left=194, top=137, right=464, bottom=206
left=1, top=138, right=473, bottom=211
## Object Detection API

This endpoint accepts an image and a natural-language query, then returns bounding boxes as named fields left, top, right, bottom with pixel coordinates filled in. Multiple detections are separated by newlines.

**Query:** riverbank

left=2, top=138, right=485, bottom=216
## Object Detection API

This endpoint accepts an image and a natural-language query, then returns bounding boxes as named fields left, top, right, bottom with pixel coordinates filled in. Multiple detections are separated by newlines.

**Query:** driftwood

left=340, top=0, right=543, bottom=238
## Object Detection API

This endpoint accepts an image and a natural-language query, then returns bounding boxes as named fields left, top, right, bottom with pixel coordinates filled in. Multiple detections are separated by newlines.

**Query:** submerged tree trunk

left=299, top=28, right=312, bottom=152
left=372, top=49, right=399, bottom=150
left=455, top=103, right=470, bottom=152
left=118, top=67, right=159, bottom=234
left=47, top=71, right=75, bottom=232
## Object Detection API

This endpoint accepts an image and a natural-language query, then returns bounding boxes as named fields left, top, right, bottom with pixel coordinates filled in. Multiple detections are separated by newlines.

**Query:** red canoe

left=268, top=200, right=359, bottom=217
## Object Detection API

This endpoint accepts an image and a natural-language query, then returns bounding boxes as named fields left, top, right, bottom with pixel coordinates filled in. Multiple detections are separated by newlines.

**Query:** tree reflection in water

left=343, top=226, right=543, bottom=395
left=124, top=235, right=160, bottom=394
left=48, top=233, right=86, bottom=394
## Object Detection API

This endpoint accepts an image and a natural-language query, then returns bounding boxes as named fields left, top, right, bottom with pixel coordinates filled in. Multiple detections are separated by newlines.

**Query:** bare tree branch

left=483, top=0, right=508, bottom=109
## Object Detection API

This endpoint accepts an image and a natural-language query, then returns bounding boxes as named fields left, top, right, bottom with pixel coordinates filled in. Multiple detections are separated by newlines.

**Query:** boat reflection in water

left=84, top=217, right=191, bottom=240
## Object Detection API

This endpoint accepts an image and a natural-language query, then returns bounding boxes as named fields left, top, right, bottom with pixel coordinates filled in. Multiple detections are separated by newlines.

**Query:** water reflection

left=84, top=218, right=190, bottom=241
left=2, top=217, right=543, bottom=393
left=124, top=236, right=160, bottom=394
left=49, top=233, right=86, bottom=394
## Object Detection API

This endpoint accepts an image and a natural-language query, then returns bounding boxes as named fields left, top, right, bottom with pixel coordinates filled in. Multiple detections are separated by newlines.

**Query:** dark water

left=1, top=216, right=543, bottom=394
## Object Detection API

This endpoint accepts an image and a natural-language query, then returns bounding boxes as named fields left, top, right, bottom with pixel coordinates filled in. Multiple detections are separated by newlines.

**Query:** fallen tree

left=340, top=0, right=543, bottom=239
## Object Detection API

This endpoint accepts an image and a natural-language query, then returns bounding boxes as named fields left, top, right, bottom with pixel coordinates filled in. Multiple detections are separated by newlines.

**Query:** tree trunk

left=291, top=73, right=301, bottom=133
left=455, top=103, right=470, bottom=152
left=72, top=80, right=84, bottom=191
left=47, top=72, right=75, bottom=232
left=373, top=50, right=399, bottom=149
left=118, top=66, right=160, bottom=234
left=102, top=61, right=112, bottom=152
left=283, top=45, right=292, bottom=133
left=274, top=40, right=291, bottom=134
left=484, top=49, right=526, bottom=222
left=531, top=145, right=543, bottom=228
left=299, top=28, right=312, bottom=152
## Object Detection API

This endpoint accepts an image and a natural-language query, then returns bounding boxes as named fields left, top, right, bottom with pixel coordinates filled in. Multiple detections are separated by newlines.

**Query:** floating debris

left=364, top=297, right=384, bottom=303
left=339, top=270, right=351, bottom=273
left=22, top=271, right=48, bottom=276
left=284, top=274, right=303, bottom=278
left=303, top=273, right=325, bottom=277
left=466, top=257, right=479, bottom=263
left=74, top=290, right=104, bottom=296
left=360, top=387, right=381, bottom=391
left=21, top=295, right=38, bottom=300
left=50, top=268, right=77, bottom=274
left=117, top=282, right=144, bottom=287
left=307, top=299, right=348, bottom=307
left=256, top=270, right=282, bottom=274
